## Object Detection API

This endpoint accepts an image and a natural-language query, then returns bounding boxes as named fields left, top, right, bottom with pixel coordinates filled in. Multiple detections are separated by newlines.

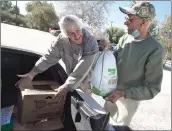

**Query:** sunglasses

left=125, top=16, right=142, bottom=23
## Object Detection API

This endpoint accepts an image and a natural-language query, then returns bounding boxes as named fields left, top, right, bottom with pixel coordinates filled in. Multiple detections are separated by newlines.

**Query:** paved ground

left=129, top=61, right=171, bottom=130
left=92, top=61, right=171, bottom=130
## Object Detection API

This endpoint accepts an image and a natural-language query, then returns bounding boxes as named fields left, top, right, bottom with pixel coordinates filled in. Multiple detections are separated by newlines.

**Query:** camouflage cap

left=119, top=1, right=156, bottom=21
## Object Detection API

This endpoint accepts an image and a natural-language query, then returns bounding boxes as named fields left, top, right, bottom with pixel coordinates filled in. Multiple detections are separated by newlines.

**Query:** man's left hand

left=105, top=90, right=125, bottom=103
left=53, top=84, right=69, bottom=102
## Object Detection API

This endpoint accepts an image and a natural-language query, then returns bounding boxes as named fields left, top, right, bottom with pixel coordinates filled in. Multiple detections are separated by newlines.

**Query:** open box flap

left=18, top=81, right=60, bottom=93
left=31, top=81, right=59, bottom=86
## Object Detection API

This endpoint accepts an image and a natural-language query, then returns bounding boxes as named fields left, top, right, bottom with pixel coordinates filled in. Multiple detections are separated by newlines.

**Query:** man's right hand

left=15, top=72, right=37, bottom=87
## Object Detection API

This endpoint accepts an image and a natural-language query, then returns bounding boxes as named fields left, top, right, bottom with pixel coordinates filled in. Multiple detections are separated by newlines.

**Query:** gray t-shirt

left=32, top=28, right=99, bottom=91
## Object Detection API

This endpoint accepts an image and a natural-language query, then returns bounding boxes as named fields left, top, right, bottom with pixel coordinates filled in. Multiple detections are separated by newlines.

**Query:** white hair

left=58, top=15, right=84, bottom=37
left=99, top=38, right=110, bottom=50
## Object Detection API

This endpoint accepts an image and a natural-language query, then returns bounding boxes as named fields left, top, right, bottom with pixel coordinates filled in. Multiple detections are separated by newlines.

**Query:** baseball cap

left=119, top=1, right=156, bottom=21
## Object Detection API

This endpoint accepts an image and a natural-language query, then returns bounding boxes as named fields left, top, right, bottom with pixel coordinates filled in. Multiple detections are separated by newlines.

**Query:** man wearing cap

left=104, top=1, right=164, bottom=126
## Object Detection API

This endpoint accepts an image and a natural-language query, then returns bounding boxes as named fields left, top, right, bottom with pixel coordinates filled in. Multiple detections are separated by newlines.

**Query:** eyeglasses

left=67, top=29, right=82, bottom=38
left=125, top=16, right=142, bottom=23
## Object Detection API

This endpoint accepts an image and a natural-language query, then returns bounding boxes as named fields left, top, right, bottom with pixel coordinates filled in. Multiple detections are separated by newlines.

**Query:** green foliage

left=157, top=15, right=171, bottom=57
left=106, top=26, right=125, bottom=44
left=1, top=10, right=27, bottom=26
left=1, top=11, right=12, bottom=22
left=1, top=1, right=12, bottom=11
left=25, top=1, right=59, bottom=31
left=148, top=19, right=158, bottom=37
left=1, top=1, right=27, bottom=27
left=61, top=1, right=113, bottom=29
left=10, top=5, right=20, bottom=15
left=1, top=1, right=20, bottom=15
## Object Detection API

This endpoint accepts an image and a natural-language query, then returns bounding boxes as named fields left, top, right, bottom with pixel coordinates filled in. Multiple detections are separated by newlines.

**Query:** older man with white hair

left=104, top=1, right=164, bottom=126
left=15, top=15, right=99, bottom=100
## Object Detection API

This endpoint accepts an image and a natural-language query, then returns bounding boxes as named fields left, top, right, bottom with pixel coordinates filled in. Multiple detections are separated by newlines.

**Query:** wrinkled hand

left=105, top=90, right=125, bottom=103
left=53, top=84, right=68, bottom=102
left=15, top=73, right=33, bottom=87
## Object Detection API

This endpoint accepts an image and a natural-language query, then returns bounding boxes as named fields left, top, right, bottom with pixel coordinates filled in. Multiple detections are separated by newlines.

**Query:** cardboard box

left=13, top=117, right=64, bottom=131
left=17, top=81, right=65, bottom=124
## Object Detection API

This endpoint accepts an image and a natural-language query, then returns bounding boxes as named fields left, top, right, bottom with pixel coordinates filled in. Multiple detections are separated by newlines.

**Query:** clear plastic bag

left=91, top=50, right=117, bottom=97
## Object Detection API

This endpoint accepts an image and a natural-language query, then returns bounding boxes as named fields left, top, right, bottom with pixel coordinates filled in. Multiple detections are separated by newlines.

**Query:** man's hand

left=15, top=73, right=33, bottom=87
left=53, top=84, right=69, bottom=102
left=15, top=71, right=38, bottom=87
left=105, top=90, right=125, bottom=103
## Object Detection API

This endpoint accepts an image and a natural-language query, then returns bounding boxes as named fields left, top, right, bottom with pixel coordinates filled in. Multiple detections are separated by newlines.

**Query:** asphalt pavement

left=92, top=61, right=171, bottom=130
left=129, top=61, right=171, bottom=130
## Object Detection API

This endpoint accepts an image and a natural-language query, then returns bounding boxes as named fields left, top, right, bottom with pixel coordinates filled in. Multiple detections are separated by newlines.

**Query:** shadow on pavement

left=113, top=126, right=132, bottom=131
left=163, top=65, right=171, bottom=71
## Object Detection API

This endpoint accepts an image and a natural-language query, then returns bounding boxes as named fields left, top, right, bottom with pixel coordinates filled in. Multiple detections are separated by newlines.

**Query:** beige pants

left=80, top=83, right=140, bottom=126
left=104, top=97, right=140, bottom=126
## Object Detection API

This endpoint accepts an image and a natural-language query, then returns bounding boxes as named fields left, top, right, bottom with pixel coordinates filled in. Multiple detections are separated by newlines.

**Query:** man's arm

left=31, top=39, right=61, bottom=74
left=63, top=29, right=99, bottom=91
left=64, top=53, right=98, bottom=91
left=15, top=38, right=62, bottom=87
left=124, top=45, right=164, bottom=100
